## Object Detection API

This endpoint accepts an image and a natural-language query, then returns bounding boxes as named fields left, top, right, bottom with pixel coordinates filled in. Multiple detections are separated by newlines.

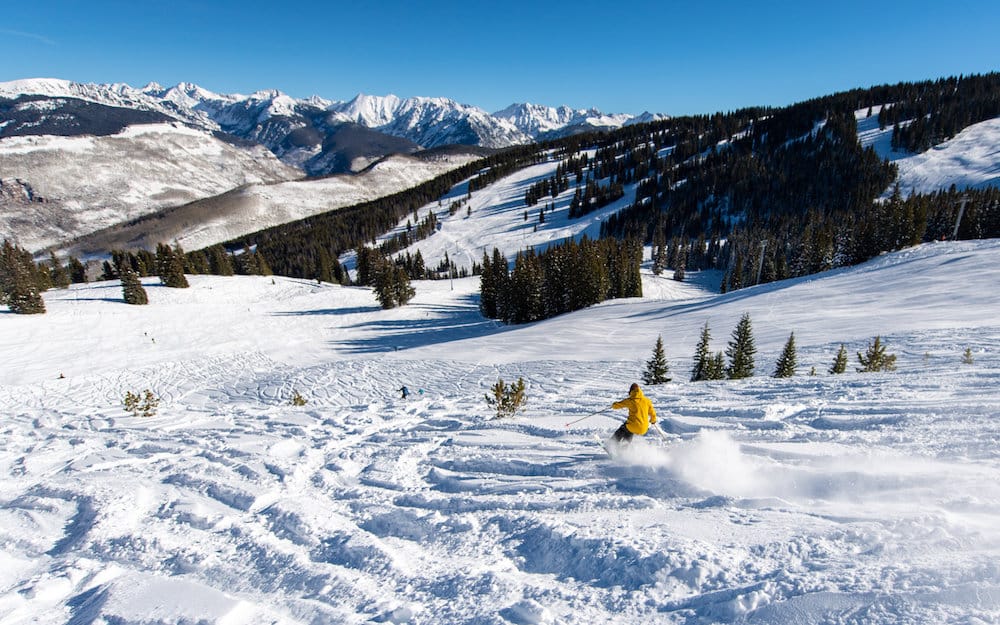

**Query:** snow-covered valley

left=2, top=238, right=998, bottom=624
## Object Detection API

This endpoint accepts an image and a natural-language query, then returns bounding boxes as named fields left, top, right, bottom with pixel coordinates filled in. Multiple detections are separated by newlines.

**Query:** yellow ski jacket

left=612, top=386, right=657, bottom=435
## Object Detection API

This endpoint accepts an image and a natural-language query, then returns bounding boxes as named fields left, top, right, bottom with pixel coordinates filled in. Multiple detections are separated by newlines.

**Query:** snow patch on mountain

left=1, top=79, right=648, bottom=153
left=495, top=102, right=640, bottom=137
left=327, top=93, right=531, bottom=148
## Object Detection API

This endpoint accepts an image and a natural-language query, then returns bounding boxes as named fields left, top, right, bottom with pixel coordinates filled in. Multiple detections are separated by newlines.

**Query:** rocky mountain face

left=0, top=79, right=648, bottom=174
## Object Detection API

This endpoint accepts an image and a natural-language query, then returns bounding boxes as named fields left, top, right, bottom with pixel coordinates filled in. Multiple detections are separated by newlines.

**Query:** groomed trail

left=1, top=241, right=999, bottom=624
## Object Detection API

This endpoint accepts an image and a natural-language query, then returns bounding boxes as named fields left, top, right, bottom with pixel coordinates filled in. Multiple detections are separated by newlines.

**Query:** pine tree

left=208, top=245, right=234, bottom=276
left=643, top=335, right=671, bottom=385
left=485, top=377, right=527, bottom=419
left=68, top=256, right=88, bottom=283
left=652, top=227, right=667, bottom=275
left=829, top=344, right=848, bottom=374
left=256, top=252, right=273, bottom=276
left=706, top=351, right=727, bottom=380
left=156, top=243, right=189, bottom=288
left=316, top=247, right=334, bottom=283
left=773, top=332, right=797, bottom=378
left=672, top=242, right=686, bottom=282
left=1, top=240, right=46, bottom=314
left=49, top=252, right=70, bottom=289
left=479, top=250, right=497, bottom=318
left=392, top=265, right=415, bottom=306
left=962, top=347, right=974, bottom=365
left=373, top=257, right=399, bottom=309
left=857, top=336, right=897, bottom=372
left=373, top=256, right=415, bottom=309
left=691, top=322, right=713, bottom=382
left=726, top=313, right=756, bottom=379
left=119, top=261, right=149, bottom=305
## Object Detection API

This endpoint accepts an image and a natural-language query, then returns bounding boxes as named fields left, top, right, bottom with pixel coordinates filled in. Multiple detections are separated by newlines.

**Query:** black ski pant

left=612, top=423, right=634, bottom=444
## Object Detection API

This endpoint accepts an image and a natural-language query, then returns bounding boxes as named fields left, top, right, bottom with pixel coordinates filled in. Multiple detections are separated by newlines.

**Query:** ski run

left=2, top=238, right=999, bottom=624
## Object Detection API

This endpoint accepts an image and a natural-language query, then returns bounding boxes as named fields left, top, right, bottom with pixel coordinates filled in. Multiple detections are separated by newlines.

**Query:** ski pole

left=564, top=407, right=610, bottom=427
left=652, top=421, right=672, bottom=442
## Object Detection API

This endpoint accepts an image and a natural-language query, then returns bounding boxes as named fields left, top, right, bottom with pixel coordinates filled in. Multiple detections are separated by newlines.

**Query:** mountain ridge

left=0, top=78, right=650, bottom=158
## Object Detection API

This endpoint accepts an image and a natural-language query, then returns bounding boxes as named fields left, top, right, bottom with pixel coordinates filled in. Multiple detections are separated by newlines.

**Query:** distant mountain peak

left=0, top=77, right=663, bottom=173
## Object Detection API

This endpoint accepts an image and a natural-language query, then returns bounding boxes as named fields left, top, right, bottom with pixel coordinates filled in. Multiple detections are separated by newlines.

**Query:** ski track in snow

left=2, top=243, right=1000, bottom=624
left=3, top=355, right=999, bottom=624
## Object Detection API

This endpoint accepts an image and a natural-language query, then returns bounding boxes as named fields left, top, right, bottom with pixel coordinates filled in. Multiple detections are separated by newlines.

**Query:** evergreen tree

left=392, top=264, right=415, bottom=306
left=0, top=240, right=46, bottom=314
left=49, top=252, right=70, bottom=289
left=726, top=313, right=756, bottom=379
left=208, top=245, right=234, bottom=276
left=372, top=256, right=415, bottom=309
left=316, top=247, right=334, bottom=283
left=119, top=260, right=149, bottom=305
left=773, top=332, right=797, bottom=378
left=642, top=335, right=671, bottom=385
left=672, top=242, right=686, bottom=282
left=857, top=336, right=897, bottom=372
left=156, top=243, right=189, bottom=288
left=235, top=245, right=259, bottom=276
left=490, top=248, right=510, bottom=319
left=652, top=226, right=667, bottom=275
left=372, top=257, right=397, bottom=309
left=68, top=256, right=88, bottom=283
left=706, top=352, right=727, bottom=380
left=691, top=322, right=713, bottom=381
left=186, top=250, right=210, bottom=275
left=101, top=260, right=116, bottom=281
left=829, top=344, right=849, bottom=374
left=962, top=347, right=975, bottom=365
left=485, top=377, right=527, bottom=419
left=479, top=250, right=498, bottom=318
left=256, top=252, right=273, bottom=276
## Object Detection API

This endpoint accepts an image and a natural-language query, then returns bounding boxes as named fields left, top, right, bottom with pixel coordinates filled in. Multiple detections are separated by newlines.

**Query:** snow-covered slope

left=1, top=239, right=998, bottom=624
left=357, top=150, right=632, bottom=275
left=0, top=123, right=300, bottom=252
left=857, top=107, right=1000, bottom=195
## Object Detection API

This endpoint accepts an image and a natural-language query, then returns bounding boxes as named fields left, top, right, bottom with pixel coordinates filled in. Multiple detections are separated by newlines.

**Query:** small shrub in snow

left=857, top=336, right=897, bottom=373
left=124, top=389, right=159, bottom=417
left=290, top=390, right=307, bottom=406
left=829, top=344, right=848, bottom=374
left=962, top=347, right=974, bottom=365
left=485, top=377, right=526, bottom=419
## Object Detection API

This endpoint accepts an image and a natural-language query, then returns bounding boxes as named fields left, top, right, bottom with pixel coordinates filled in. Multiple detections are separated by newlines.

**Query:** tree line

left=642, top=313, right=903, bottom=386
left=479, top=237, right=642, bottom=324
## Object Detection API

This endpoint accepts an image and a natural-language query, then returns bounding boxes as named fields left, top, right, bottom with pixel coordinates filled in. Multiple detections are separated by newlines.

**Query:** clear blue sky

left=3, top=0, right=999, bottom=116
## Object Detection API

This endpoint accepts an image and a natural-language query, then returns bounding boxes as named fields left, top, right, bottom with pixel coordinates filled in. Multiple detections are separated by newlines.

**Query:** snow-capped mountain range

left=0, top=78, right=659, bottom=174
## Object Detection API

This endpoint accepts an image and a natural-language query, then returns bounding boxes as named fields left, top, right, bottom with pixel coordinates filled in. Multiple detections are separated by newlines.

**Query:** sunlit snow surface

left=2, top=239, right=999, bottom=624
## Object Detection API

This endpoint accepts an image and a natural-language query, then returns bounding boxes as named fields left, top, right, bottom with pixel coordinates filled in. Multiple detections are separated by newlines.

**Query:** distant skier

left=399, top=385, right=410, bottom=399
left=610, top=383, right=658, bottom=444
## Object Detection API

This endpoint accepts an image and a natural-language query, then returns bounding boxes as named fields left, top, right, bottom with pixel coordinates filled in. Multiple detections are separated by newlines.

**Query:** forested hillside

left=193, top=74, right=998, bottom=304
left=10, top=74, right=998, bottom=317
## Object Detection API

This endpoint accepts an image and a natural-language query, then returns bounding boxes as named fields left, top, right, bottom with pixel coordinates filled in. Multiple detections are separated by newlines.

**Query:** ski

left=593, top=434, right=613, bottom=458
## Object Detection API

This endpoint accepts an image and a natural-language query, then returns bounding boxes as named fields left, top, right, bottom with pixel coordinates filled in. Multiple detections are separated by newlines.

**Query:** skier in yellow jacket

left=611, top=383, right=658, bottom=444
